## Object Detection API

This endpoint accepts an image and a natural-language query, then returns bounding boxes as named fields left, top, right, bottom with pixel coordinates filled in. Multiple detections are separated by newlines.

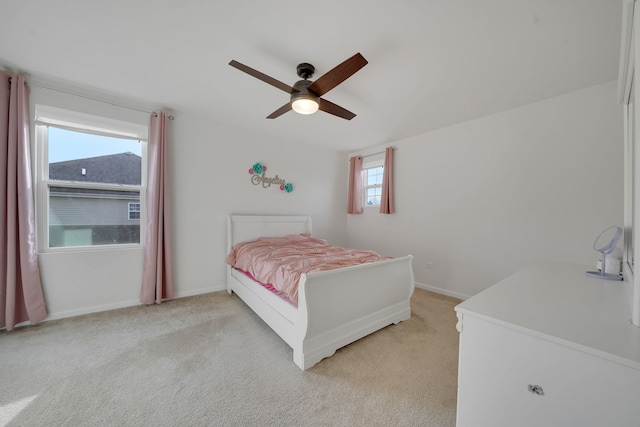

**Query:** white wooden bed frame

left=226, top=214, right=415, bottom=370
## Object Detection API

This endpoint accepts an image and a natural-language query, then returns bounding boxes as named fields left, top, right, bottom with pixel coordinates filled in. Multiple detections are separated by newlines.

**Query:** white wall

left=30, top=86, right=347, bottom=319
left=28, top=78, right=623, bottom=318
left=347, top=81, right=623, bottom=299
left=169, top=114, right=347, bottom=299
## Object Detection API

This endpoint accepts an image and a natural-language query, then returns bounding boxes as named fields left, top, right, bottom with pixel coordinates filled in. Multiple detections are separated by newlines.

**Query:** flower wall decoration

left=248, top=162, right=294, bottom=193
left=249, top=162, right=265, bottom=175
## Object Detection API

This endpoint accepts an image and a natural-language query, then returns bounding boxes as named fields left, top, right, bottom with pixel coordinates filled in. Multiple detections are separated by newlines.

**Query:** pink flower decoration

left=248, top=169, right=254, bottom=174
left=280, top=184, right=284, bottom=190
left=263, top=166, right=267, bottom=171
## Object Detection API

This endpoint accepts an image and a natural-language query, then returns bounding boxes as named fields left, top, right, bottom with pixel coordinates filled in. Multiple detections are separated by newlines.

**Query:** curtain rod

left=362, top=151, right=385, bottom=158
left=8, top=76, right=174, bottom=120
left=359, top=147, right=394, bottom=159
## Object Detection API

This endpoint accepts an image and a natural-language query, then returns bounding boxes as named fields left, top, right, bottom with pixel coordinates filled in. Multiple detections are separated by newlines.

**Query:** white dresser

left=455, top=263, right=640, bottom=427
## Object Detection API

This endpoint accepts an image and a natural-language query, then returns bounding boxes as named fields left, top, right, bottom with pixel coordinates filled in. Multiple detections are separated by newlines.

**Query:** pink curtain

left=379, top=147, right=394, bottom=214
left=1, top=72, right=47, bottom=330
left=140, top=112, right=174, bottom=304
left=347, top=156, right=363, bottom=214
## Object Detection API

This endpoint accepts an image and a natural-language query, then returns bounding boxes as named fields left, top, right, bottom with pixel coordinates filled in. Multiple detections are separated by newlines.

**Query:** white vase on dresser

left=454, top=263, right=640, bottom=427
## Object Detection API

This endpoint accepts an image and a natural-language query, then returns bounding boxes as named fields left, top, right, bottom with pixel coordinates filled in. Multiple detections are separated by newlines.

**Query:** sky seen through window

left=48, top=126, right=142, bottom=163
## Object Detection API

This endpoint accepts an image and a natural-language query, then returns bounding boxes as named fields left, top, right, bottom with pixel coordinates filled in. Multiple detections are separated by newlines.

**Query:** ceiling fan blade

left=318, top=98, right=356, bottom=120
left=229, top=60, right=297, bottom=94
left=307, top=53, right=368, bottom=97
left=266, top=103, right=292, bottom=119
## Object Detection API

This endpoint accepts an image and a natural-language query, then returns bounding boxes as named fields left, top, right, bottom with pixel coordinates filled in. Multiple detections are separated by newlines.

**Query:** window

left=128, top=203, right=141, bottom=220
left=36, top=106, right=147, bottom=250
left=363, top=165, right=384, bottom=206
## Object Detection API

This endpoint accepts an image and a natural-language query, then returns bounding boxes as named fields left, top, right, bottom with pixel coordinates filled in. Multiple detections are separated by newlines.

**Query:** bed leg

left=293, top=350, right=304, bottom=370
left=392, top=309, right=411, bottom=325
left=293, top=347, right=337, bottom=370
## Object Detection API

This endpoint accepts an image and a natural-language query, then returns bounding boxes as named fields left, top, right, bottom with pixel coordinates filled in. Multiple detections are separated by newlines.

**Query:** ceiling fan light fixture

left=291, top=79, right=320, bottom=115
left=291, top=97, right=319, bottom=114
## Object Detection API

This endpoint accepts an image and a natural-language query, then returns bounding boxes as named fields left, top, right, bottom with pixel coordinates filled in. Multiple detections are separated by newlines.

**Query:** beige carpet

left=0, top=288, right=461, bottom=426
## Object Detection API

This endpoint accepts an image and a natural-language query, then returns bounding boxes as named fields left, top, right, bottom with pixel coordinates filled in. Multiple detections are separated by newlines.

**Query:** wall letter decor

left=248, top=162, right=294, bottom=193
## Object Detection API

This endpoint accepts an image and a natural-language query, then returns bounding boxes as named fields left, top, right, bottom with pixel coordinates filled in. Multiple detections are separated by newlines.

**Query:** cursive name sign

left=248, top=162, right=294, bottom=193
left=251, top=172, right=286, bottom=188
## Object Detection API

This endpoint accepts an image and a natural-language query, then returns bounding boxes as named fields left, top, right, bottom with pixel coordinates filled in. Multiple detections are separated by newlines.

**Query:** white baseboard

left=174, top=285, right=224, bottom=298
left=44, top=298, right=142, bottom=322
left=415, top=281, right=470, bottom=301
left=12, top=285, right=227, bottom=328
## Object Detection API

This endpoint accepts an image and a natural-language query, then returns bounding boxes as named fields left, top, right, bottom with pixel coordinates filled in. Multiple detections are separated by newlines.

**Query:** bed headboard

left=227, top=215, right=313, bottom=252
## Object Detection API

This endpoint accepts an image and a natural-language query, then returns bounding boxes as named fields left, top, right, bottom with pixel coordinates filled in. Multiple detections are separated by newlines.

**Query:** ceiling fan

left=229, top=52, right=368, bottom=120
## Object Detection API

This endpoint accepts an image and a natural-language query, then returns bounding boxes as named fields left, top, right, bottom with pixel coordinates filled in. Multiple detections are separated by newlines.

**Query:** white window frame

left=362, top=157, right=384, bottom=208
left=35, top=105, right=148, bottom=253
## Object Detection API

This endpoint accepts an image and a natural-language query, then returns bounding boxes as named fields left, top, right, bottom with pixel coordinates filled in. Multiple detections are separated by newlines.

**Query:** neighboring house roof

left=49, top=152, right=141, bottom=185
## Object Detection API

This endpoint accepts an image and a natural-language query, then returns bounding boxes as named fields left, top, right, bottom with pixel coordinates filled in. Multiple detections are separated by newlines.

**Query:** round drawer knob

left=528, top=384, right=544, bottom=396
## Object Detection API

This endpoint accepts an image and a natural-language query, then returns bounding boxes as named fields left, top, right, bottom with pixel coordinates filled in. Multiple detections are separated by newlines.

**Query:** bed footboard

left=292, top=255, right=415, bottom=370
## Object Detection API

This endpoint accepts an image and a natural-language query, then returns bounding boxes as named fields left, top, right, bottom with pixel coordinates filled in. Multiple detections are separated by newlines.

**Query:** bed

left=226, top=214, right=415, bottom=370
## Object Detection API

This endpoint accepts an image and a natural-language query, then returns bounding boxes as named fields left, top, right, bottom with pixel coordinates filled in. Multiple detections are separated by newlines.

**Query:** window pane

left=48, top=127, right=142, bottom=185
left=366, top=166, right=383, bottom=185
left=366, top=187, right=381, bottom=206
left=367, top=172, right=377, bottom=185
left=49, top=187, right=140, bottom=247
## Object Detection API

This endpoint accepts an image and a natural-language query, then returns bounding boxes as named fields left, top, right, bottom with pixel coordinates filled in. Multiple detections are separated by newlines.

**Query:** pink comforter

left=226, top=234, right=390, bottom=304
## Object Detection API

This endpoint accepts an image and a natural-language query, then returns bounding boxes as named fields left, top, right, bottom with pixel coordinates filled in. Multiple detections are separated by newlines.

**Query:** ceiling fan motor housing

left=291, top=79, right=319, bottom=101
left=296, top=63, right=315, bottom=79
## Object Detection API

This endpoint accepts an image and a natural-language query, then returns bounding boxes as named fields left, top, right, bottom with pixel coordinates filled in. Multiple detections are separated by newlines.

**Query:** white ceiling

left=0, top=0, right=623, bottom=152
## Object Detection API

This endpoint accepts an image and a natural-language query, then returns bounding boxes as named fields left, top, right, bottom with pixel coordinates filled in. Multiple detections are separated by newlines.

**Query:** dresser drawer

left=456, top=316, right=640, bottom=427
